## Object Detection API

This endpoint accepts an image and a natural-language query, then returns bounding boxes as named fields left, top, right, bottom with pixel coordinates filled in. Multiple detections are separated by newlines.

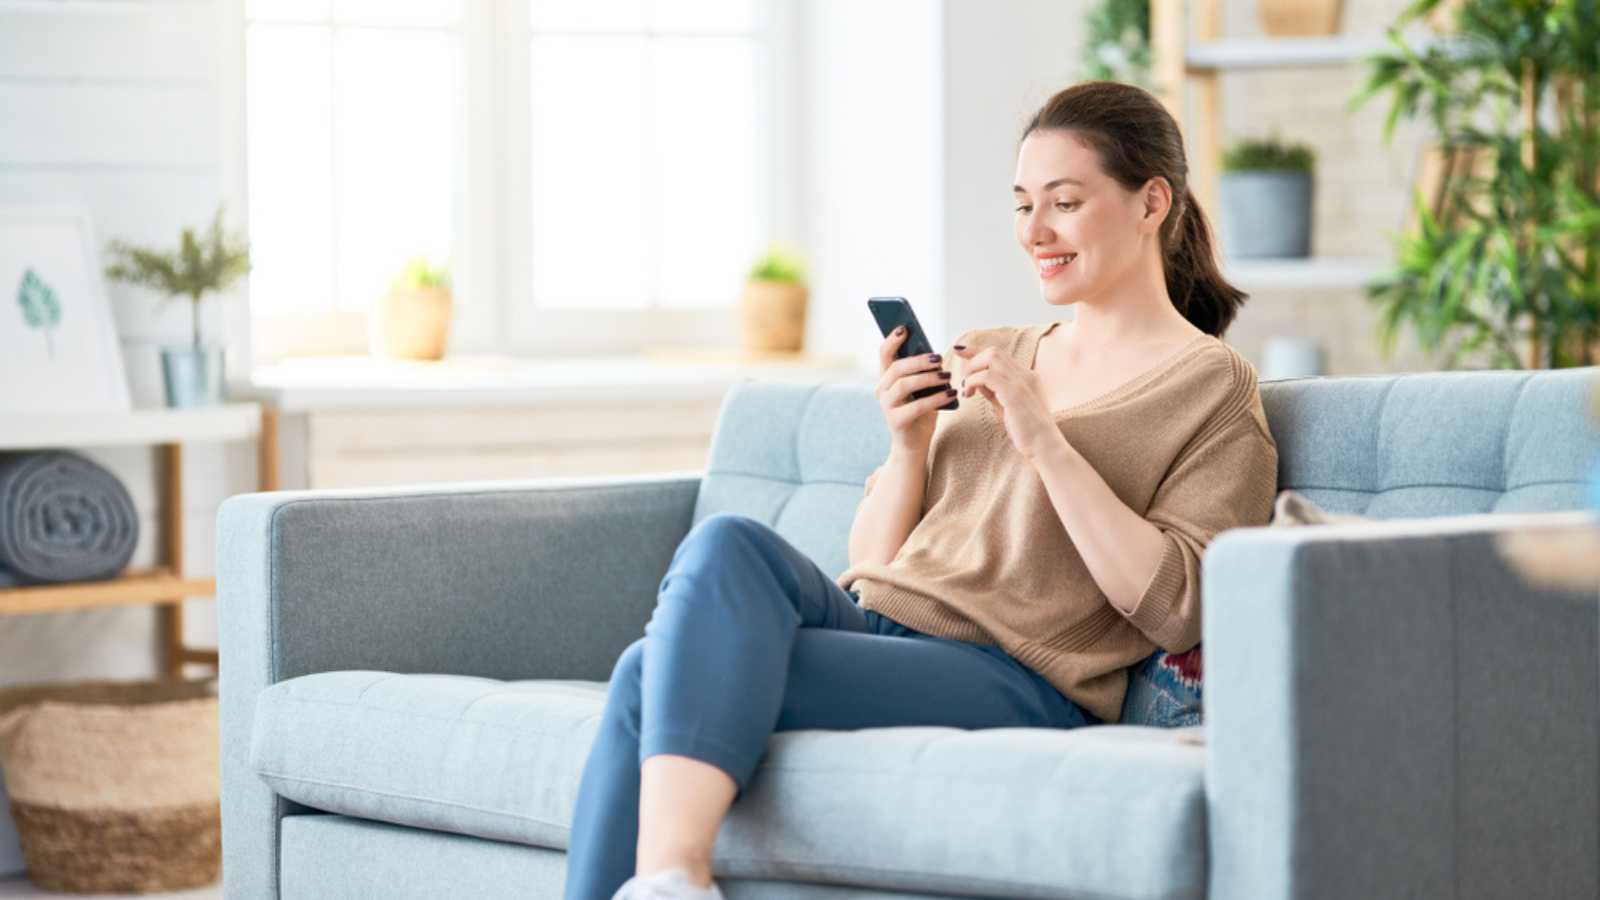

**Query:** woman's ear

left=1140, top=177, right=1172, bottom=233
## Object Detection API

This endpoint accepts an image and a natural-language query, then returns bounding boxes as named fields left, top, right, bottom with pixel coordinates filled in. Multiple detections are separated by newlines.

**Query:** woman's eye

left=1013, top=202, right=1080, bottom=213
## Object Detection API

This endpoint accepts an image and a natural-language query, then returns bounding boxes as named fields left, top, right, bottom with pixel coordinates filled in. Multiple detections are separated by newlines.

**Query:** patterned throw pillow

left=1118, top=490, right=1376, bottom=728
left=1119, top=643, right=1204, bottom=728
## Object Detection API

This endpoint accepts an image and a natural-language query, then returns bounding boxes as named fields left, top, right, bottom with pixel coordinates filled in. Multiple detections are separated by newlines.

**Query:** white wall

left=798, top=0, right=1089, bottom=372
left=799, top=0, right=945, bottom=370
left=939, top=0, right=1085, bottom=341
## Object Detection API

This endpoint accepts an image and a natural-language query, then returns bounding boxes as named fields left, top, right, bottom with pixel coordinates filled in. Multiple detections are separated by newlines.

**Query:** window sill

left=238, top=349, right=869, bottom=412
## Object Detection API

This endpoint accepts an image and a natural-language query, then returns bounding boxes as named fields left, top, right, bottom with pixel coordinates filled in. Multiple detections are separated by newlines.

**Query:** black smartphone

left=867, top=296, right=958, bottom=411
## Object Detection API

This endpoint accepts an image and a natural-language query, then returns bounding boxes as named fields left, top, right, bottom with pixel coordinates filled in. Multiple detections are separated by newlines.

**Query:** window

left=235, top=0, right=792, bottom=361
left=526, top=0, right=760, bottom=310
left=244, top=0, right=460, bottom=316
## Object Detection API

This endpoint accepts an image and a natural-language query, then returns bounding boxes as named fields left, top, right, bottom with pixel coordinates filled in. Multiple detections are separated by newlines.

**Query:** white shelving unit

left=0, top=402, right=278, bottom=678
left=1223, top=256, right=1388, bottom=290
left=1150, top=4, right=1439, bottom=331
left=1184, top=35, right=1436, bottom=71
left=2, top=403, right=262, bottom=450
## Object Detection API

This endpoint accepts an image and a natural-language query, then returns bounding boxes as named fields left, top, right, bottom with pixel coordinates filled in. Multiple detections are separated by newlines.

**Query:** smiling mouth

left=1038, top=254, right=1076, bottom=276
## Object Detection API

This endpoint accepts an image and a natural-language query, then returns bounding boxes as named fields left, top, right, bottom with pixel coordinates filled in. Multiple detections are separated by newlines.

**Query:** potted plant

left=103, top=207, right=250, bottom=408
left=1351, top=0, right=1600, bottom=369
left=373, top=257, right=451, bottom=361
left=1218, top=135, right=1317, bottom=259
left=1081, top=0, right=1150, bottom=87
left=1258, top=0, right=1344, bottom=37
left=738, top=243, right=808, bottom=355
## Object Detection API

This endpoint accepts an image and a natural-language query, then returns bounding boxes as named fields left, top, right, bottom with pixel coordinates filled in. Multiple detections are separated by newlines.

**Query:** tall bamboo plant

left=1351, top=0, right=1600, bottom=369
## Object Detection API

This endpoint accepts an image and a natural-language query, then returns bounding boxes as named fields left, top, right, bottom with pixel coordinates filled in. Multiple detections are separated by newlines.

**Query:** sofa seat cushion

left=251, top=670, right=1207, bottom=900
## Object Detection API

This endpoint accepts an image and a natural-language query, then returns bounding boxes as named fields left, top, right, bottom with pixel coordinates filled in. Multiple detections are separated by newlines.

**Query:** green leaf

left=16, top=267, right=61, bottom=329
left=748, top=242, right=807, bottom=283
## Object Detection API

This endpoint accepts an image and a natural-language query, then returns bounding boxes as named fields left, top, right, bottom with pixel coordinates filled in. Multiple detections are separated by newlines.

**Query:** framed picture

left=0, top=208, right=132, bottom=415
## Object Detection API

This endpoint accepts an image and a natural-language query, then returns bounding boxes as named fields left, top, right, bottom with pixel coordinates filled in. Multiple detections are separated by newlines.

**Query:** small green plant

left=103, top=206, right=251, bottom=350
left=390, top=256, right=451, bottom=293
left=747, top=243, right=807, bottom=284
left=1081, top=0, right=1151, bottom=87
left=1223, top=136, right=1317, bottom=173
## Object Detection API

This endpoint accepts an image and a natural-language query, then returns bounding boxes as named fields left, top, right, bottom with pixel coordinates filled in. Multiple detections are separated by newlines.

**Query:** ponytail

left=1163, top=185, right=1247, bottom=337
left=1020, top=81, right=1250, bottom=339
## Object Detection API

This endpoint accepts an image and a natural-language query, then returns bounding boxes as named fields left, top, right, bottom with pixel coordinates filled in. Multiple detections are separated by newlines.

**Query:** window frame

left=221, top=0, right=801, bottom=369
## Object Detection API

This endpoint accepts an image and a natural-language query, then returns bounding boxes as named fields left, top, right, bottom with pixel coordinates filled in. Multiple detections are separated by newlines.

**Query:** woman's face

left=1012, top=128, right=1156, bottom=307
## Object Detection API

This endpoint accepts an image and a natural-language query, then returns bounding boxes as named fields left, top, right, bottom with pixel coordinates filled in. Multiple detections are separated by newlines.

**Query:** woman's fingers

left=961, top=367, right=1005, bottom=401
left=878, top=350, right=947, bottom=394
left=888, top=382, right=958, bottom=426
left=891, top=368, right=952, bottom=406
left=876, top=326, right=908, bottom=374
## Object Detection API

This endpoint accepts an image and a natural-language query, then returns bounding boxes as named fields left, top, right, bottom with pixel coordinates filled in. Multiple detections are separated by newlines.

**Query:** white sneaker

left=610, top=866, right=726, bottom=900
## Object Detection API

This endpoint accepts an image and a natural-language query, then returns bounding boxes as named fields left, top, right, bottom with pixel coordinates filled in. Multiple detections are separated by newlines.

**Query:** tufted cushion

left=1259, top=368, right=1600, bottom=517
left=691, top=380, right=889, bottom=579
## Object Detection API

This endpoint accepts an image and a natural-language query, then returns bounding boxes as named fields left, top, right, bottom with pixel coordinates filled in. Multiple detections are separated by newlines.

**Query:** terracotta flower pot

left=738, top=279, right=807, bottom=354
left=373, top=286, right=452, bottom=361
left=1257, top=0, right=1343, bottom=36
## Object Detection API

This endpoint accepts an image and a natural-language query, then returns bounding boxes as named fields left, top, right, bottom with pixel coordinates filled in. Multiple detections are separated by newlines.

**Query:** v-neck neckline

left=1026, top=321, right=1214, bottom=417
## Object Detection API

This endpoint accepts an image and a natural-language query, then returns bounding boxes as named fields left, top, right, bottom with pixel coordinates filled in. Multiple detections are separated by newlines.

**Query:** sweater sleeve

left=1121, top=409, right=1280, bottom=652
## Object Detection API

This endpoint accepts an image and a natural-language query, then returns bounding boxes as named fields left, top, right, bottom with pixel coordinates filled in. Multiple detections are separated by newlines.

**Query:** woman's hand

left=952, top=344, right=1069, bottom=463
left=876, top=326, right=957, bottom=455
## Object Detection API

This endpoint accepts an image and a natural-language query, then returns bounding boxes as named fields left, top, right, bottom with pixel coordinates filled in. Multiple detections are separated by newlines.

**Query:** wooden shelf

left=0, top=566, right=214, bottom=616
left=1186, top=36, right=1392, bottom=71
left=1223, top=257, right=1387, bottom=289
left=0, top=402, right=277, bottom=677
left=0, top=402, right=262, bottom=450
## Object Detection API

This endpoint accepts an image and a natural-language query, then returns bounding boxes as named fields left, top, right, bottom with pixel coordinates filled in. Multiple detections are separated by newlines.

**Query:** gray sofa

left=218, top=368, right=1600, bottom=900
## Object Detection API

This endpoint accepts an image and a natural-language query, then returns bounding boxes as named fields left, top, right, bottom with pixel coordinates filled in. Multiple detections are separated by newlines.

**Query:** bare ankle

left=635, top=844, right=713, bottom=887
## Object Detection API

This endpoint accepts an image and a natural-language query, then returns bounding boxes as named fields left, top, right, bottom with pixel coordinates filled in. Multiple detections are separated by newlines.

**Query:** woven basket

left=0, top=677, right=220, bottom=894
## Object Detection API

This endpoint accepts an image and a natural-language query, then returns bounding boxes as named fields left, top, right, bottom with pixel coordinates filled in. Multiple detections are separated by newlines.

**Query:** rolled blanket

left=0, top=450, right=138, bottom=587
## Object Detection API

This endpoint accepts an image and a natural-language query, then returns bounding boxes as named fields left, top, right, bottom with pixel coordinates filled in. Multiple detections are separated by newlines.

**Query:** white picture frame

left=0, top=208, right=132, bottom=414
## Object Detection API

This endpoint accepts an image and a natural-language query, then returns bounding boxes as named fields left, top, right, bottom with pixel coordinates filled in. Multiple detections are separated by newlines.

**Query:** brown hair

left=1019, top=81, right=1246, bottom=338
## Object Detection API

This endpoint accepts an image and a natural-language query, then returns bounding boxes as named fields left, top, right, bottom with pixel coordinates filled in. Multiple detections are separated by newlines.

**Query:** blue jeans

left=562, top=513, right=1098, bottom=899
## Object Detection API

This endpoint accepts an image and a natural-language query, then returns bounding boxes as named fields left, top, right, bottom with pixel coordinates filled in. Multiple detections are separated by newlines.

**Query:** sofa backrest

left=692, top=367, right=1600, bottom=581
left=1262, top=368, right=1600, bottom=517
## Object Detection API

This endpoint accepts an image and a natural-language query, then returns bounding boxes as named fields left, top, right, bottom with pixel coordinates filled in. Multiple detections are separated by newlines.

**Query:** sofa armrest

left=216, top=472, right=700, bottom=899
left=1203, top=510, right=1600, bottom=900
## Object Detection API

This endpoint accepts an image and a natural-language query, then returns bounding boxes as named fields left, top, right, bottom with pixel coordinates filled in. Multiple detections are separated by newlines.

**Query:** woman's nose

left=1023, top=214, right=1052, bottom=245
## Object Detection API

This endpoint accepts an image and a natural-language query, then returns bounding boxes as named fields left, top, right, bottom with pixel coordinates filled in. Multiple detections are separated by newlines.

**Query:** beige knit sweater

left=835, top=321, right=1279, bottom=724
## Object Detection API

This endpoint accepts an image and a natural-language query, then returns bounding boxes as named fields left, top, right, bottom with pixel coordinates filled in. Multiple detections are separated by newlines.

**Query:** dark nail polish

left=937, top=371, right=952, bottom=380
left=944, top=388, right=957, bottom=397
left=927, top=353, right=941, bottom=363
left=953, top=344, right=967, bottom=350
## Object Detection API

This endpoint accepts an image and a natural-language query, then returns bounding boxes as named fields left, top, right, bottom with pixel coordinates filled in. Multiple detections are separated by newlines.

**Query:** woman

left=564, top=80, right=1280, bottom=900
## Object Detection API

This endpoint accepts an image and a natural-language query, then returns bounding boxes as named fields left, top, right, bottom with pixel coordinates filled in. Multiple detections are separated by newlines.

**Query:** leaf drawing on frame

left=16, top=267, right=61, bottom=359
